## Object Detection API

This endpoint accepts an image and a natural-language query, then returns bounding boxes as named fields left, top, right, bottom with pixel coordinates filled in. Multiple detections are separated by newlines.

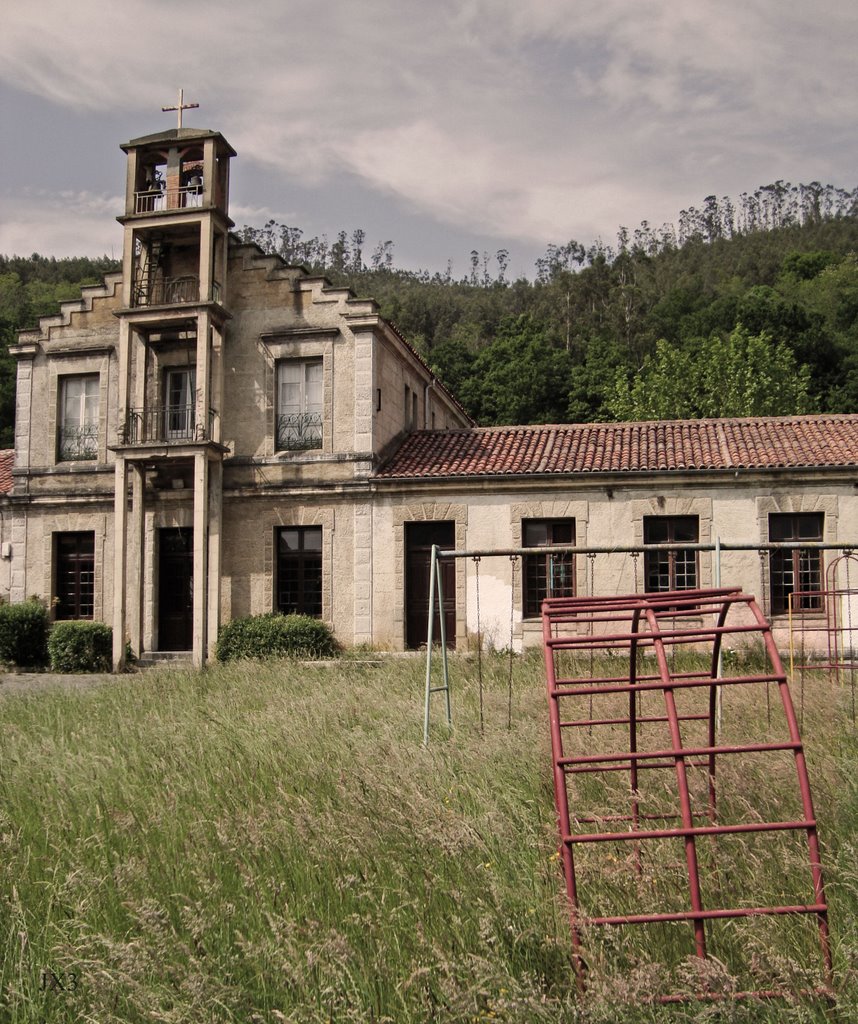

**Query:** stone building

left=5, top=124, right=469, bottom=668
left=3, top=123, right=858, bottom=667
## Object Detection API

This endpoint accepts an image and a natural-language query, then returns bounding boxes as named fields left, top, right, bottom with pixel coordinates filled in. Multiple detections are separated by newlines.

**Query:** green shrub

left=0, top=599, right=49, bottom=668
left=215, top=613, right=337, bottom=662
left=48, top=620, right=113, bottom=673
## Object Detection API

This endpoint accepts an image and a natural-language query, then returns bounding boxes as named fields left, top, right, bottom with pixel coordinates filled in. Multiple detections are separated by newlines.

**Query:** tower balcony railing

left=276, top=412, right=323, bottom=451
left=132, top=276, right=222, bottom=307
left=57, top=424, right=99, bottom=461
left=123, top=405, right=217, bottom=445
left=134, top=186, right=204, bottom=214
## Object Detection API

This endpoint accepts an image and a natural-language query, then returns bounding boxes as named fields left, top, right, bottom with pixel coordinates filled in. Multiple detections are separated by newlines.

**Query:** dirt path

left=0, top=671, right=124, bottom=697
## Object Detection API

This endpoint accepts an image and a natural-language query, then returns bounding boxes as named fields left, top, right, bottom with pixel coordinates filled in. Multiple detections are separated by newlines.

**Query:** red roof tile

left=375, top=416, right=858, bottom=479
left=0, top=450, right=13, bottom=494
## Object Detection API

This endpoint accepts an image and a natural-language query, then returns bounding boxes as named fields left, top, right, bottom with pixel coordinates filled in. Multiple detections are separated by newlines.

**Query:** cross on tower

left=161, top=89, right=199, bottom=130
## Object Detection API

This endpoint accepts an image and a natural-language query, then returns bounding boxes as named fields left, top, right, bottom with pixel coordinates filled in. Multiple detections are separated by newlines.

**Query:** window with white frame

left=523, top=519, right=575, bottom=617
left=58, top=375, right=99, bottom=461
left=769, top=513, right=824, bottom=614
left=643, top=516, right=699, bottom=593
left=164, top=368, right=196, bottom=440
left=277, top=359, right=323, bottom=451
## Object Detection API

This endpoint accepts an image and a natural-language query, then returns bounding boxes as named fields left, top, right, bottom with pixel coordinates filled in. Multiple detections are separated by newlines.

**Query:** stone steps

left=135, top=651, right=194, bottom=669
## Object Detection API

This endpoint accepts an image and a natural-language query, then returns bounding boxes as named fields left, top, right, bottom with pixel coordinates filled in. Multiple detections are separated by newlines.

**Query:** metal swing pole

left=423, top=543, right=452, bottom=744
left=437, top=549, right=452, bottom=726
left=423, top=545, right=437, bottom=745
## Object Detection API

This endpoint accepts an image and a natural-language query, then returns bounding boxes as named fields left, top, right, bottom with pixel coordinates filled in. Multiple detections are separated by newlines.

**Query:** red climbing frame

left=542, top=587, right=831, bottom=1001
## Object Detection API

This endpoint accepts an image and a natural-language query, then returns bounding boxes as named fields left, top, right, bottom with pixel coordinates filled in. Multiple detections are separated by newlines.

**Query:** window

left=164, top=368, right=196, bottom=440
left=276, top=527, right=322, bottom=617
left=769, top=513, right=823, bottom=614
left=58, top=376, right=98, bottom=461
left=523, top=519, right=575, bottom=617
left=277, top=359, right=323, bottom=450
left=644, top=516, right=699, bottom=593
left=55, top=532, right=95, bottom=619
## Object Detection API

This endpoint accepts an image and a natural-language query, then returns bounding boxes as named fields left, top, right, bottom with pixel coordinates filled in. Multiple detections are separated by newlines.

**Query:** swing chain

left=508, top=554, right=518, bottom=730
left=843, top=551, right=855, bottom=723
left=473, top=555, right=484, bottom=735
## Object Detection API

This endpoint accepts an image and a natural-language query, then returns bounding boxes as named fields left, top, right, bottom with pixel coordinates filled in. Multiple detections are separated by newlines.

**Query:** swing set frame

left=422, top=539, right=857, bottom=743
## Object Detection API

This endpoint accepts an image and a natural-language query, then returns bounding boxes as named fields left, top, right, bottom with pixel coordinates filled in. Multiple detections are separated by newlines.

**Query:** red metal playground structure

left=421, top=542, right=856, bottom=1000
left=542, top=588, right=830, bottom=1001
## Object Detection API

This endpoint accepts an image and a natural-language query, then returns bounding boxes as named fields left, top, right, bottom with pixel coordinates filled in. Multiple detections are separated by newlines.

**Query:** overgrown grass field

left=2, top=652, right=858, bottom=1022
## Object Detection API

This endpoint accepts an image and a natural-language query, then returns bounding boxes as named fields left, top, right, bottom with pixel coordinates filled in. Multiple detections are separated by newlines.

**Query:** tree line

left=1, top=180, right=857, bottom=447
left=238, top=184, right=858, bottom=424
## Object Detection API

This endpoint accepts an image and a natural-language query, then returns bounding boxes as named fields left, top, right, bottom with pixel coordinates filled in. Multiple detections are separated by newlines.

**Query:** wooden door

left=158, top=527, right=193, bottom=651
left=405, top=521, right=456, bottom=649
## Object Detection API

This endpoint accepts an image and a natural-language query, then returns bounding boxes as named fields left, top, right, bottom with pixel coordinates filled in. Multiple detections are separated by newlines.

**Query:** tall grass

left=1, top=652, right=857, bottom=1022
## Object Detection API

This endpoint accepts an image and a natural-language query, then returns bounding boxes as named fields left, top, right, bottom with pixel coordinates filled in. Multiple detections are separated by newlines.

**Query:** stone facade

left=5, top=126, right=469, bottom=666
left=3, top=124, right=857, bottom=665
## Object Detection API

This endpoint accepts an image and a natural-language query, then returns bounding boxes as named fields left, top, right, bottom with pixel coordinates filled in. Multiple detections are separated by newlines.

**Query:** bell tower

left=110, top=109, right=235, bottom=670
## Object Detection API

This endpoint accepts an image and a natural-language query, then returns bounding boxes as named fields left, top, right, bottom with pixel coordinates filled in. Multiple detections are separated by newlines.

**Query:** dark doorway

left=55, top=531, right=95, bottom=620
left=405, top=521, right=456, bottom=649
left=158, top=527, right=193, bottom=651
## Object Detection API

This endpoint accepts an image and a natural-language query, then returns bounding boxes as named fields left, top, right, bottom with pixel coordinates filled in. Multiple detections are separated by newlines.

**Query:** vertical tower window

left=164, top=368, right=196, bottom=440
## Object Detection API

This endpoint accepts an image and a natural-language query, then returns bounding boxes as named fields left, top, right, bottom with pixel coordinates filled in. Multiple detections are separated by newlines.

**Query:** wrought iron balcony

left=132, top=275, right=222, bottom=307
left=57, top=424, right=98, bottom=461
left=276, top=412, right=323, bottom=451
left=134, top=186, right=204, bottom=214
left=123, top=405, right=216, bottom=445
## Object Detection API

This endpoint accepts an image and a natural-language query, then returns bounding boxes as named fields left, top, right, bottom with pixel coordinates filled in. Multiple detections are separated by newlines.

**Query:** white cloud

left=1, top=0, right=856, bottom=257
left=0, top=191, right=123, bottom=258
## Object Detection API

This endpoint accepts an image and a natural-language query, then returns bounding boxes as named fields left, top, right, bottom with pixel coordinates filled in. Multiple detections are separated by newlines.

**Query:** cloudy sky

left=1, top=1, right=856, bottom=279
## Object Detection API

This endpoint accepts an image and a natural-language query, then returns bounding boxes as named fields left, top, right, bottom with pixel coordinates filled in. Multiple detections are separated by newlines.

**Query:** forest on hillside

left=1, top=181, right=857, bottom=447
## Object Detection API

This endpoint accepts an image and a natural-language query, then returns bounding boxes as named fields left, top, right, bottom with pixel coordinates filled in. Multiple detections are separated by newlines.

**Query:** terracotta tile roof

left=0, top=450, right=13, bottom=494
left=375, top=415, right=858, bottom=479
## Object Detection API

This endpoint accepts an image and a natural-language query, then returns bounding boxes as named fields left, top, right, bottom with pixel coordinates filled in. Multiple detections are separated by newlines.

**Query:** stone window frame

left=48, top=354, right=110, bottom=466
left=756, top=495, right=837, bottom=619
left=391, top=501, right=468, bottom=649
left=259, top=335, right=335, bottom=456
left=520, top=518, right=577, bottom=619
left=511, top=500, right=588, bottom=640
left=37, top=512, right=108, bottom=622
left=265, top=507, right=335, bottom=624
left=631, top=497, right=713, bottom=593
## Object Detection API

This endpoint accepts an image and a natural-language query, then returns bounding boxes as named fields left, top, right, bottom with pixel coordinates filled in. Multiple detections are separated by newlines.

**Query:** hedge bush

left=0, top=599, right=49, bottom=668
left=48, top=620, right=112, bottom=673
left=216, top=613, right=337, bottom=662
